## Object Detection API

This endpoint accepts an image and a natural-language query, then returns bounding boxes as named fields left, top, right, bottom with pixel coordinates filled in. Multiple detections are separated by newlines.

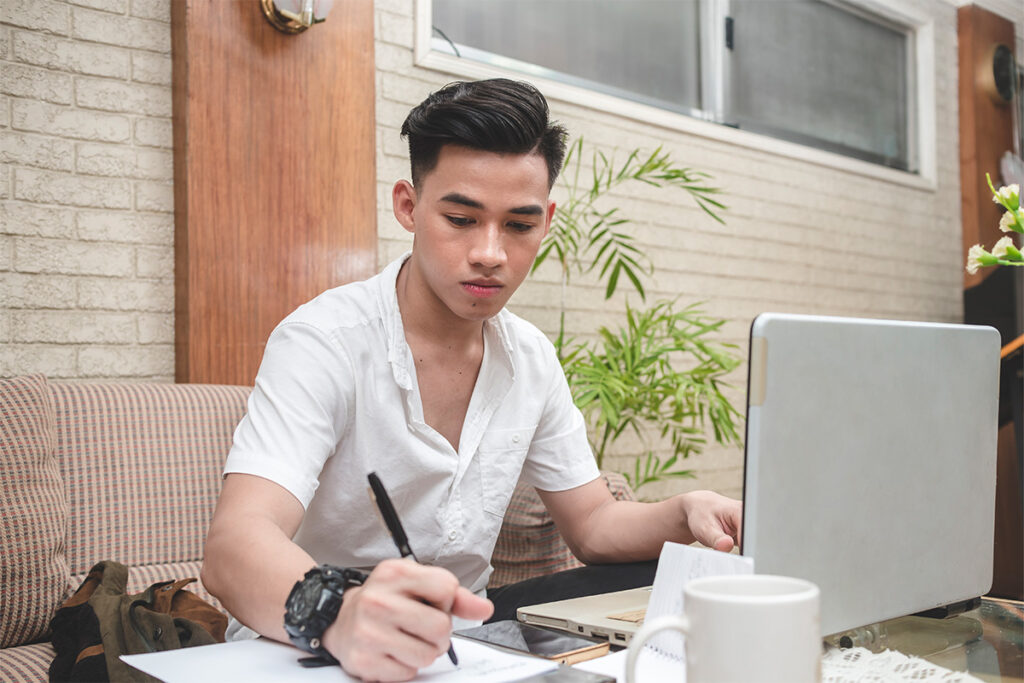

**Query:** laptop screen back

left=740, top=313, right=1000, bottom=636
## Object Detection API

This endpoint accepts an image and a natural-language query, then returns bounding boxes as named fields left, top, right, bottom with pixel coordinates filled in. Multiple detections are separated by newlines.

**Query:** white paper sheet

left=644, top=542, right=753, bottom=658
left=121, top=636, right=558, bottom=683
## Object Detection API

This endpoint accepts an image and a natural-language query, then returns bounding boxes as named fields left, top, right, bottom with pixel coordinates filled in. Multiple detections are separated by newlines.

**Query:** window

left=427, top=0, right=920, bottom=174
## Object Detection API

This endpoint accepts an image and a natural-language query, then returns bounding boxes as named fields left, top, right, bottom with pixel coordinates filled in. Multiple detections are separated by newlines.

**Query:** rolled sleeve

left=223, top=321, right=354, bottom=508
left=520, top=354, right=600, bottom=491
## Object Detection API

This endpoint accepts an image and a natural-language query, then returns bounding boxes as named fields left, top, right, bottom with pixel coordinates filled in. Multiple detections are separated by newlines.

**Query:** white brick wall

left=1, top=0, right=174, bottom=380
left=374, top=0, right=1022, bottom=499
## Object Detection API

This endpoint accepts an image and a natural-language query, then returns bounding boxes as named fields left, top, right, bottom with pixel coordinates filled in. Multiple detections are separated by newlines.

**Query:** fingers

left=452, top=586, right=494, bottom=621
left=342, top=610, right=447, bottom=679
left=326, top=559, right=468, bottom=681
left=683, top=491, right=743, bottom=552
left=712, top=535, right=735, bottom=553
left=371, top=558, right=462, bottom=612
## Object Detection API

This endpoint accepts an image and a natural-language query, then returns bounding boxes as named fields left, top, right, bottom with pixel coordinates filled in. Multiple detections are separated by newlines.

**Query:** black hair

left=400, top=79, right=567, bottom=190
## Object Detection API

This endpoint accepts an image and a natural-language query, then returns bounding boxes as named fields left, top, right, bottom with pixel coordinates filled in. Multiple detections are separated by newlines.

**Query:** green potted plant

left=535, top=138, right=743, bottom=495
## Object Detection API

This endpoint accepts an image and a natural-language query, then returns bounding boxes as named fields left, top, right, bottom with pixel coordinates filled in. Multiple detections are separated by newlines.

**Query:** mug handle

left=625, top=615, right=690, bottom=683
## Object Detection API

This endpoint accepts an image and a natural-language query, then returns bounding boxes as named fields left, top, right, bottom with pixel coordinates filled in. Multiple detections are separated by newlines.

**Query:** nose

left=468, top=223, right=506, bottom=269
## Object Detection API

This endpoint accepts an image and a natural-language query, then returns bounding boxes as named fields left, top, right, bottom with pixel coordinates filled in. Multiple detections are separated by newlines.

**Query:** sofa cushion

left=489, top=471, right=635, bottom=588
left=50, top=382, right=250, bottom=575
left=0, top=375, right=70, bottom=649
left=0, top=641, right=55, bottom=683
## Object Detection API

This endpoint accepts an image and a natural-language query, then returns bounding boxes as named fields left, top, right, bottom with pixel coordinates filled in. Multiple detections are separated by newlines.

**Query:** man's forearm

left=579, top=490, right=743, bottom=562
left=572, top=496, right=694, bottom=564
left=201, top=516, right=315, bottom=641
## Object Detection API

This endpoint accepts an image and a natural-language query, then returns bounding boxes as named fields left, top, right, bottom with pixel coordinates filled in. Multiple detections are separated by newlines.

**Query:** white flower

left=966, top=244, right=987, bottom=274
left=999, top=211, right=1015, bottom=232
left=992, top=184, right=1020, bottom=206
left=991, top=236, right=1014, bottom=259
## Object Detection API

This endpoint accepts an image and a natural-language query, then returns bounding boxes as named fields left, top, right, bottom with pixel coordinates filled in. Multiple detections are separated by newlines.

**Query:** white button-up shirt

left=224, top=254, right=599, bottom=595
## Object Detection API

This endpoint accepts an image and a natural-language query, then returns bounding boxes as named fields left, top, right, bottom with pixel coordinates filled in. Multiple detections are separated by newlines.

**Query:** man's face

left=392, top=145, right=555, bottom=324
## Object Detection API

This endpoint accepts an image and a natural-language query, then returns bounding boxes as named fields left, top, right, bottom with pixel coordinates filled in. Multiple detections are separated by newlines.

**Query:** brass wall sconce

left=261, top=0, right=333, bottom=34
left=981, top=43, right=1017, bottom=105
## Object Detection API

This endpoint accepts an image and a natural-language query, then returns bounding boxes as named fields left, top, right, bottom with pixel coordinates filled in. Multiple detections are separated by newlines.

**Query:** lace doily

left=822, top=646, right=982, bottom=682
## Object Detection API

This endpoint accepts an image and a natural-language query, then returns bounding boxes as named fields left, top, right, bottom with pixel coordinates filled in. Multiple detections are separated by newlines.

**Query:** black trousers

left=486, top=560, right=659, bottom=624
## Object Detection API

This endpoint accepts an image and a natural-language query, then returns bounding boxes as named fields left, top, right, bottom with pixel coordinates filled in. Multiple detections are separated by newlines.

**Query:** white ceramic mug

left=625, top=574, right=821, bottom=683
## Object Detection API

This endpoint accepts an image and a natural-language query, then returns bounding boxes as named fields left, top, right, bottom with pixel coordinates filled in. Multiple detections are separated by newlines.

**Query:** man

left=202, top=78, right=741, bottom=682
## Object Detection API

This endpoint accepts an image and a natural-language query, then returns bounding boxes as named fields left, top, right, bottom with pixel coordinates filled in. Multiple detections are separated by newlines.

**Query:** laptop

left=518, top=313, right=1001, bottom=640
left=516, top=586, right=651, bottom=647
left=741, top=313, right=1000, bottom=635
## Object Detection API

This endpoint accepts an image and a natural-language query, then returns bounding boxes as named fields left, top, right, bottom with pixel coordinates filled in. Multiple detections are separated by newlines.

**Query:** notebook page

left=644, top=542, right=754, bottom=659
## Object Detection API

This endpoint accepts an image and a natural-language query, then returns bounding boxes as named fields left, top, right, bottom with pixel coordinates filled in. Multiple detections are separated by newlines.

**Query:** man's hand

left=325, top=558, right=493, bottom=682
left=679, top=490, right=743, bottom=552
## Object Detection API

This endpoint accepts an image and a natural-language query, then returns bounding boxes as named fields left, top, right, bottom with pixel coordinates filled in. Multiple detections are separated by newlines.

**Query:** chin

left=453, top=300, right=504, bottom=322
left=458, top=307, right=500, bottom=322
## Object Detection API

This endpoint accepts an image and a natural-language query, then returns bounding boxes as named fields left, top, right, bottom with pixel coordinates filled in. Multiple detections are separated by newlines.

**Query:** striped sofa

left=0, top=375, right=634, bottom=681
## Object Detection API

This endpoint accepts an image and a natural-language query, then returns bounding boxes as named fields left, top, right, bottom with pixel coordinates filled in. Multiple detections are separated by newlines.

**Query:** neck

left=395, top=260, right=485, bottom=349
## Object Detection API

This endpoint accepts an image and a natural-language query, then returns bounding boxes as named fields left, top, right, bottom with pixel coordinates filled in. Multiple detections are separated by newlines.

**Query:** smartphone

left=454, top=620, right=610, bottom=665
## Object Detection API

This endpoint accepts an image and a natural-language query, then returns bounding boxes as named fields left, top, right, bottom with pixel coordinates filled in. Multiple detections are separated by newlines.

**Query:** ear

left=541, top=200, right=556, bottom=239
left=392, top=180, right=417, bottom=234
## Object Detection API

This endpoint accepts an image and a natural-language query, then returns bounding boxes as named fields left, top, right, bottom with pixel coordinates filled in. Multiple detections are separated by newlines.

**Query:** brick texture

left=1, top=0, right=174, bottom=381
left=0, top=131, right=74, bottom=171
left=12, top=99, right=131, bottom=143
left=71, top=7, right=169, bottom=52
left=133, top=117, right=171, bottom=148
left=76, top=76, right=171, bottom=116
left=3, top=0, right=71, bottom=36
left=12, top=29, right=130, bottom=78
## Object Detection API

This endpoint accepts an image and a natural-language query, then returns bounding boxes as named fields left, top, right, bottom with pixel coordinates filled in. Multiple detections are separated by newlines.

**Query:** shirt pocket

left=477, top=427, right=533, bottom=518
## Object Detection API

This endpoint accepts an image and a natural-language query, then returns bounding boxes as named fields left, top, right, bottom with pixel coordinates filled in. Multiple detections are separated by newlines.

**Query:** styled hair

left=401, top=79, right=567, bottom=190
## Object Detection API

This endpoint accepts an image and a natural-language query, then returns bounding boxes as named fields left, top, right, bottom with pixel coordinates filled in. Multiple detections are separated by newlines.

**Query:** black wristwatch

left=283, top=565, right=367, bottom=664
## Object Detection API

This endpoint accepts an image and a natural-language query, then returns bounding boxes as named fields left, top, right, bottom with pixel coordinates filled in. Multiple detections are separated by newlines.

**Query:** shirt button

left=448, top=530, right=458, bottom=541
left=512, top=434, right=520, bottom=444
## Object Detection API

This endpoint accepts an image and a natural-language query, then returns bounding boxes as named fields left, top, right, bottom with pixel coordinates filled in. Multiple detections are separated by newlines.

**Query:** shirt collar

left=378, top=253, right=414, bottom=390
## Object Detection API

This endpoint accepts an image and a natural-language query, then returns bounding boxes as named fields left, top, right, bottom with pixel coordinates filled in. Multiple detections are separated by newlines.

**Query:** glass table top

left=826, top=597, right=1023, bottom=682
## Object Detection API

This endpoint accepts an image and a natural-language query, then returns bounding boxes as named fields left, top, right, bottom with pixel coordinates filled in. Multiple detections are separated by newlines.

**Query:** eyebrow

left=440, top=192, right=544, bottom=216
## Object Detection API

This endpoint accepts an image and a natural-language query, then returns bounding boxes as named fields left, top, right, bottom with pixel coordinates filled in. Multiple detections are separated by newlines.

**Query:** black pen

left=367, top=472, right=459, bottom=666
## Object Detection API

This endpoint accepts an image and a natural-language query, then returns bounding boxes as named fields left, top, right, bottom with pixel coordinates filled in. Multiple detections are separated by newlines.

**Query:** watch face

left=289, top=574, right=324, bottom=622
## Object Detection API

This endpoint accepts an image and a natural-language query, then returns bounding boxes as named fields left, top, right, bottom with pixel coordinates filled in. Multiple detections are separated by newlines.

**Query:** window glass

left=431, top=0, right=702, bottom=113
left=728, top=0, right=912, bottom=170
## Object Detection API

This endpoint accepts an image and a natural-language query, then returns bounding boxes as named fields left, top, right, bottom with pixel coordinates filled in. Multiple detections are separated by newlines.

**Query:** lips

left=461, top=280, right=503, bottom=298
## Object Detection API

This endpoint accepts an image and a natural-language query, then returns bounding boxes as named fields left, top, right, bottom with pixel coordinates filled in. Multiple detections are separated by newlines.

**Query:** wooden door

left=172, top=0, right=377, bottom=386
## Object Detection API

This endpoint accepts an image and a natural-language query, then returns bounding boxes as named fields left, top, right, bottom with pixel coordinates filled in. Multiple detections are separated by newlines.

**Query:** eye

left=446, top=215, right=473, bottom=227
left=507, top=222, right=535, bottom=233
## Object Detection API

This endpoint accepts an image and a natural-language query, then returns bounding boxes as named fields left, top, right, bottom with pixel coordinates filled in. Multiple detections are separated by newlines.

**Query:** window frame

left=413, top=0, right=937, bottom=189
